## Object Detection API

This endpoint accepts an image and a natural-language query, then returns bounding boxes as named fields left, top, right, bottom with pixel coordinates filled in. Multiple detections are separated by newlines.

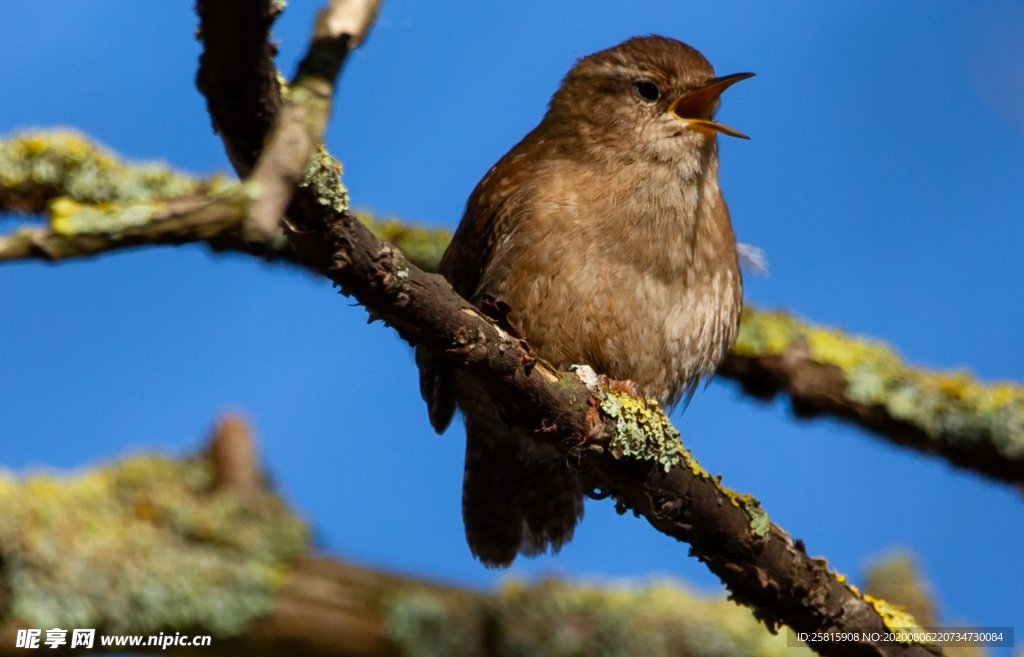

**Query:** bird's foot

left=571, top=365, right=645, bottom=398
left=599, top=375, right=645, bottom=398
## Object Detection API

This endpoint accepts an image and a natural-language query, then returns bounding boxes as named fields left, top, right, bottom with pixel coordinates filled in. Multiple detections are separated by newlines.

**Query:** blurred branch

left=2, top=419, right=958, bottom=657
left=0, top=131, right=216, bottom=215
left=725, top=311, right=1024, bottom=488
left=3, top=132, right=1021, bottom=489
left=208, top=413, right=262, bottom=494
left=863, top=553, right=938, bottom=628
left=0, top=416, right=309, bottom=651
left=0, top=420, right=827, bottom=657
left=0, top=131, right=446, bottom=268
left=0, top=185, right=253, bottom=261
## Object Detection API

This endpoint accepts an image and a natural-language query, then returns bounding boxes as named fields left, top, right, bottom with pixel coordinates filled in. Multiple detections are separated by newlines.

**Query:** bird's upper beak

left=669, top=72, right=755, bottom=140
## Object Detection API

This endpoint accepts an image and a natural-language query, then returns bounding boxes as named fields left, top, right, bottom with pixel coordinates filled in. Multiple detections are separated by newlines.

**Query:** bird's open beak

left=669, top=72, right=755, bottom=140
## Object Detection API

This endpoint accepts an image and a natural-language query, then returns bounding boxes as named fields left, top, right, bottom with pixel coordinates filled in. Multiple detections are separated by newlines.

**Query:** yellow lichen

left=732, top=308, right=798, bottom=357
left=834, top=572, right=928, bottom=645
left=49, top=197, right=166, bottom=234
left=733, top=307, right=1024, bottom=462
left=835, top=570, right=862, bottom=596
left=300, top=146, right=349, bottom=214
left=721, top=491, right=771, bottom=538
left=863, top=595, right=928, bottom=643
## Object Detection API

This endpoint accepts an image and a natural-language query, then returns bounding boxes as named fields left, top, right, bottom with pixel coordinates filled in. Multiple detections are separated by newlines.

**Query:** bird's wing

left=441, top=153, right=532, bottom=301
left=417, top=140, right=537, bottom=434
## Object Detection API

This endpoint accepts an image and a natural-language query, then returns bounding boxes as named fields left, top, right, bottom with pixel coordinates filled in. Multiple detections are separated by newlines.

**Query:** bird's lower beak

left=670, top=72, right=755, bottom=140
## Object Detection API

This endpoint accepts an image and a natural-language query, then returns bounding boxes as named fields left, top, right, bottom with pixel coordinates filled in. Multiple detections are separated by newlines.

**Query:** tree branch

left=0, top=131, right=452, bottom=271
left=194, top=0, right=284, bottom=178
left=319, top=179, right=943, bottom=657
left=0, top=130, right=216, bottom=215
left=243, top=0, right=380, bottom=242
left=724, top=310, right=1024, bottom=488
left=0, top=187, right=252, bottom=261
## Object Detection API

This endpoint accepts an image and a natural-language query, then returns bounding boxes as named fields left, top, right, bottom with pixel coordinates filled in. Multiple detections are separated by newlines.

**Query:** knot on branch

left=208, top=413, right=262, bottom=494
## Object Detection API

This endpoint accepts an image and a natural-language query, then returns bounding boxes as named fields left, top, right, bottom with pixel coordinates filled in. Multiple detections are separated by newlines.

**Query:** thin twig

left=244, top=0, right=381, bottom=242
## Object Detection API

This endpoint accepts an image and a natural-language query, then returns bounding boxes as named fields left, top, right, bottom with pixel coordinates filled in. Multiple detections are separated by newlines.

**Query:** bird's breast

left=476, top=155, right=741, bottom=406
left=486, top=231, right=740, bottom=407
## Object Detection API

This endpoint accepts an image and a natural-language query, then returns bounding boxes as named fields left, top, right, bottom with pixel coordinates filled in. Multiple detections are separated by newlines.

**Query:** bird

left=416, top=35, right=751, bottom=567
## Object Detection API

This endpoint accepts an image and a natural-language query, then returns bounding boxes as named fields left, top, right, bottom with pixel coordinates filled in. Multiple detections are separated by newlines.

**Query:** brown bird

left=417, top=35, right=751, bottom=567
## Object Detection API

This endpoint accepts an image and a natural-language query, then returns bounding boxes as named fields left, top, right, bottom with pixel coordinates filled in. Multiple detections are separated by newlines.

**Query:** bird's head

left=546, top=35, right=753, bottom=165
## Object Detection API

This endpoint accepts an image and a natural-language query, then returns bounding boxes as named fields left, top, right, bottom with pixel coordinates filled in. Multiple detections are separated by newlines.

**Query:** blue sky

left=2, top=0, right=1023, bottom=648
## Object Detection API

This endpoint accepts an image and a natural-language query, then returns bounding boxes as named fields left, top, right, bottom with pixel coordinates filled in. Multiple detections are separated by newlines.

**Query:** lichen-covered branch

left=0, top=424, right=309, bottom=646
left=724, top=309, right=1024, bottom=487
left=0, top=435, right=814, bottom=657
left=0, top=131, right=217, bottom=215
left=0, top=185, right=254, bottom=261
left=0, top=131, right=448, bottom=270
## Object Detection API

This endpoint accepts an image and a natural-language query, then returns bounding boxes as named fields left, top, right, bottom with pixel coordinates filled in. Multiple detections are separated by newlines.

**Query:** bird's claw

left=571, top=365, right=644, bottom=398
left=598, top=374, right=644, bottom=398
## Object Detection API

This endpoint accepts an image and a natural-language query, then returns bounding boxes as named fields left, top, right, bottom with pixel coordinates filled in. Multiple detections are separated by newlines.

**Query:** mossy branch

left=0, top=183, right=255, bottom=261
left=0, top=421, right=309, bottom=644
left=0, top=131, right=449, bottom=272
left=0, top=131, right=216, bottom=215
left=0, top=443, right=808, bottom=657
left=724, top=309, right=1024, bottom=487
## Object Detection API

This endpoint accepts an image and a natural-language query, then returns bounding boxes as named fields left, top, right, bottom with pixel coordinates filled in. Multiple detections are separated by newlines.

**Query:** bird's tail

left=462, top=418, right=584, bottom=567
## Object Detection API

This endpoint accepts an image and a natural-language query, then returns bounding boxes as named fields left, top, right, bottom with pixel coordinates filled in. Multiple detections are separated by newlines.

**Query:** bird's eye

left=635, top=81, right=661, bottom=103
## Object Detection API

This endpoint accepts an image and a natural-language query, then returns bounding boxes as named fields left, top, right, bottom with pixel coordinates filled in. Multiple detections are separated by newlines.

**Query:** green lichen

left=0, top=130, right=220, bottom=214
left=598, top=390, right=770, bottom=536
left=704, top=484, right=771, bottom=539
left=600, top=390, right=688, bottom=473
left=0, top=454, right=308, bottom=636
left=734, top=307, right=1024, bottom=463
left=386, top=578, right=818, bottom=657
left=729, top=493, right=770, bottom=538
left=299, top=146, right=349, bottom=214
left=43, top=182, right=254, bottom=241
left=387, top=591, right=482, bottom=657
